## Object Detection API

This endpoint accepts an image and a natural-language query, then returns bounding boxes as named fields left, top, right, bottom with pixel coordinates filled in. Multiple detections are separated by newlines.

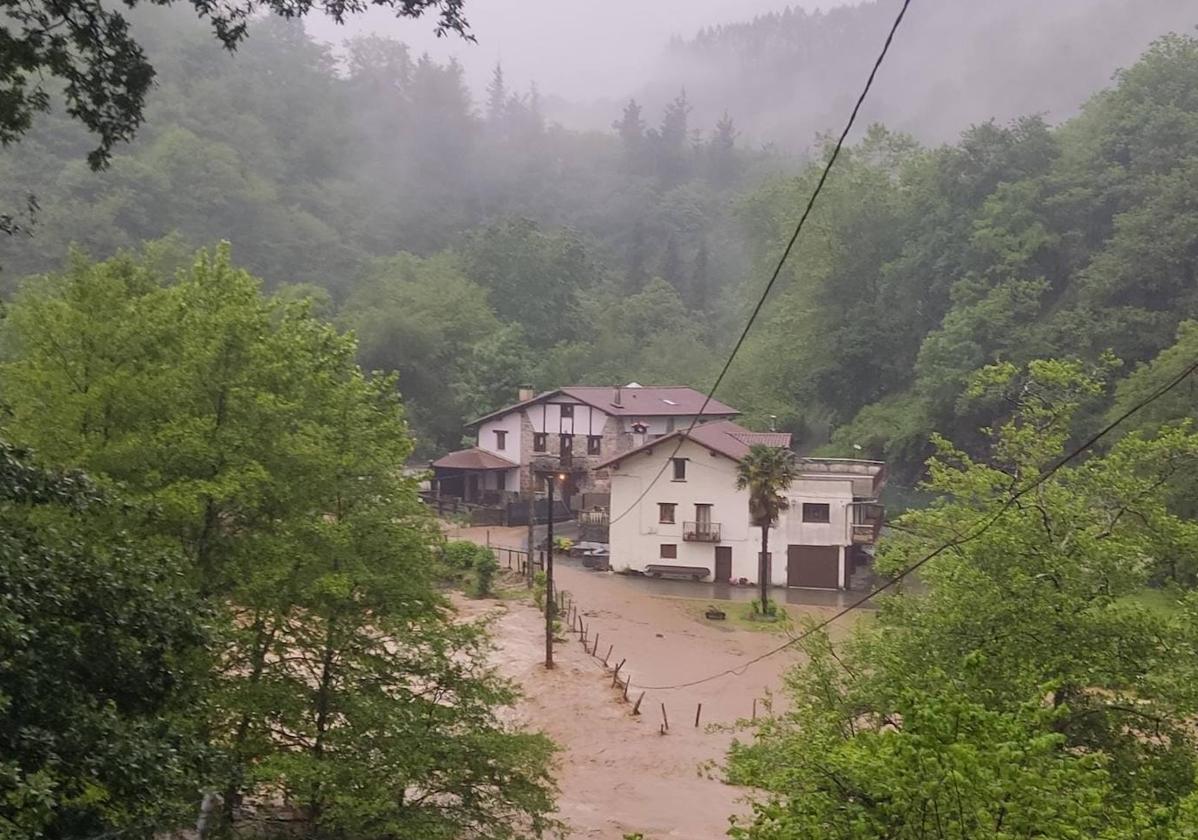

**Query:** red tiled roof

left=560, top=386, right=739, bottom=417
left=596, top=420, right=792, bottom=469
left=469, top=385, right=739, bottom=426
left=431, top=448, right=518, bottom=471
left=729, top=430, right=793, bottom=448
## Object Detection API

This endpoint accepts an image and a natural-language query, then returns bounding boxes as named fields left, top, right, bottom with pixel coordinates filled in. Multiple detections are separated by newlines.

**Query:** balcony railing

left=850, top=501, right=885, bottom=544
left=683, top=521, right=721, bottom=542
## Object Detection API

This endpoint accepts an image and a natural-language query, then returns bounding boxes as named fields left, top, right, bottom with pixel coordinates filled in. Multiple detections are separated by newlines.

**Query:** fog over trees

left=3, top=1, right=1198, bottom=837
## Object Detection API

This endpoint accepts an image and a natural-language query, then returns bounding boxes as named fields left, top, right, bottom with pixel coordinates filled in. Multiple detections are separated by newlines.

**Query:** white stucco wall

left=477, top=412, right=523, bottom=463
left=608, top=441, right=857, bottom=588
left=782, top=477, right=855, bottom=545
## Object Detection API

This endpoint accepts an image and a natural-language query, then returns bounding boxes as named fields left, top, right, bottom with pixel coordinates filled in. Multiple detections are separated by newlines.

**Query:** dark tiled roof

left=431, top=448, right=518, bottom=471
left=560, top=386, right=739, bottom=417
left=729, top=430, right=793, bottom=448
left=469, top=385, right=739, bottom=426
left=596, top=420, right=792, bottom=468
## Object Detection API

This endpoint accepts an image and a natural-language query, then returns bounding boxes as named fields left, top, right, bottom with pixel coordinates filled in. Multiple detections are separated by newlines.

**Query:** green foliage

left=735, top=445, right=797, bottom=529
left=553, top=536, right=574, bottom=554
left=747, top=598, right=779, bottom=620
left=441, top=540, right=501, bottom=597
left=0, top=440, right=208, bottom=839
left=0, top=0, right=468, bottom=170
left=443, top=539, right=495, bottom=571
left=474, top=551, right=500, bottom=598
left=532, top=571, right=548, bottom=611
left=727, top=360, right=1198, bottom=838
left=727, top=37, right=1198, bottom=485
left=0, top=245, right=557, bottom=838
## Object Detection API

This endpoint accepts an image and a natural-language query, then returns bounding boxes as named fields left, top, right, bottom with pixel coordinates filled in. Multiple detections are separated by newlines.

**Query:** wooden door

left=714, top=546, right=733, bottom=583
left=786, top=545, right=840, bottom=589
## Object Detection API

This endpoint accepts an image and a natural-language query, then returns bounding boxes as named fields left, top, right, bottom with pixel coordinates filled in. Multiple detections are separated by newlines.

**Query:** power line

left=630, top=357, right=1198, bottom=691
left=607, top=0, right=915, bottom=528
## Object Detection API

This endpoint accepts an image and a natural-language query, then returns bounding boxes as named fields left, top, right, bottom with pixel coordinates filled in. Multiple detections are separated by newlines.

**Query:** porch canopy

left=430, top=447, right=517, bottom=503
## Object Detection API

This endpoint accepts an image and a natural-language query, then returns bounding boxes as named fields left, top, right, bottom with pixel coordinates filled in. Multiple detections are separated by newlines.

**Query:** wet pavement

left=462, top=522, right=879, bottom=609
left=552, top=554, right=878, bottom=609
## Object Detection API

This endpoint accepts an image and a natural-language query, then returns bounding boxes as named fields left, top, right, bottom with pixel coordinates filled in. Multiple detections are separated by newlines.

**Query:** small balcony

left=683, top=521, right=721, bottom=542
left=850, top=502, right=885, bottom=544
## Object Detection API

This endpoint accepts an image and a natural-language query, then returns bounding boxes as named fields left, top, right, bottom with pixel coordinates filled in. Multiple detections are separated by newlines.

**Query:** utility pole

left=544, top=472, right=557, bottom=669
left=525, top=479, right=536, bottom=589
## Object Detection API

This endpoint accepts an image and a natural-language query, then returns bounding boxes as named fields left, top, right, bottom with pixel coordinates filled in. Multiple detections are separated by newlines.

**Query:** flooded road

left=598, top=565, right=877, bottom=609
left=449, top=524, right=873, bottom=839
left=452, top=523, right=881, bottom=609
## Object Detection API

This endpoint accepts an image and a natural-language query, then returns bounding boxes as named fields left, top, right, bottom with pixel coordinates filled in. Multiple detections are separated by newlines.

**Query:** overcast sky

left=308, top=1, right=848, bottom=101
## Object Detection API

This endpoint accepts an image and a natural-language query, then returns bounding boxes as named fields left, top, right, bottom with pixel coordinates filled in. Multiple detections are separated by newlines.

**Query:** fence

left=491, top=544, right=544, bottom=577
left=552, top=588, right=768, bottom=733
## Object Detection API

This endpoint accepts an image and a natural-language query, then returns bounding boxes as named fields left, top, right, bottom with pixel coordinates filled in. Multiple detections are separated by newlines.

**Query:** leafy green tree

left=736, top=444, right=798, bottom=615
left=458, top=218, right=596, bottom=348
left=340, top=251, right=514, bottom=454
left=728, top=360, right=1198, bottom=838
left=0, top=243, right=558, bottom=838
left=0, top=440, right=208, bottom=839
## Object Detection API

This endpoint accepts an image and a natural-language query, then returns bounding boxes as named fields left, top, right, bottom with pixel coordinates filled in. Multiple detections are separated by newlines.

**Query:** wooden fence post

left=695, top=703, right=702, bottom=728
left=632, top=691, right=644, bottom=715
left=661, top=703, right=669, bottom=732
left=604, top=644, right=613, bottom=666
left=612, top=659, right=624, bottom=687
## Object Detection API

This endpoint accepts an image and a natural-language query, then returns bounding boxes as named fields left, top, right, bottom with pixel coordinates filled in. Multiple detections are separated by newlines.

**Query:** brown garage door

left=786, top=545, right=840, bottom=589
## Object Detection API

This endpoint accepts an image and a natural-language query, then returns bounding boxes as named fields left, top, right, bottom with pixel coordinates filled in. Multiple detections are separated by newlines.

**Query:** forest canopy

left=2, top=10, right=1197, bottom=485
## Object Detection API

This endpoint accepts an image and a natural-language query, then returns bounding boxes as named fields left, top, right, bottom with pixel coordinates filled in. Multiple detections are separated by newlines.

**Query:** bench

left=644, top=564, right=710, bottom=581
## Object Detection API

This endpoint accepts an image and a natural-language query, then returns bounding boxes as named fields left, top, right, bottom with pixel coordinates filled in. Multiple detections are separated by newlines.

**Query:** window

left=660, top=544, right=677, bottom=559
left=560, top=404, right=574, bottom=419
left=587, top=435, right=602, bottom=455
left=659, top=503, right=676, bottom=524
left=672, top=458, right=687, bottom=481
left=497, top=471, right=506, bottom=490
left=802, top=502, right=831, bottom=523
left=494, top=430, right=507, bottom=450
left=533, top=433, right=547, bottom=452
left=560, top=434, right=574, bottom=456
left=695, top=503, right=712, bottom=526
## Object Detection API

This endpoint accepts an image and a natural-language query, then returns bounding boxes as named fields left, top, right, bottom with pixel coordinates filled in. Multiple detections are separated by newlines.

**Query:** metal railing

left=682, top=521, right=721, bottom=542
left=850, top=501, right=885, bottom=544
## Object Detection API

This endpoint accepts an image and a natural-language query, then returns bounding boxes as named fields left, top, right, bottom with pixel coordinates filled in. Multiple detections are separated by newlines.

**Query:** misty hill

left=648, top=0, right=1197, bottom=147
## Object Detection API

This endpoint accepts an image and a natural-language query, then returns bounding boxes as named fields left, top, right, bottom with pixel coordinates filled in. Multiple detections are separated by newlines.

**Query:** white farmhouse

left=430, top=384, right=739, bottom=508
left=600, top=420, right=886, bottom=590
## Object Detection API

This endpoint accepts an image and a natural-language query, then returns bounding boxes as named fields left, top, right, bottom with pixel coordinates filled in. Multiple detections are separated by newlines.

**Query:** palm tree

left=736, top=444, right=799, bottom=616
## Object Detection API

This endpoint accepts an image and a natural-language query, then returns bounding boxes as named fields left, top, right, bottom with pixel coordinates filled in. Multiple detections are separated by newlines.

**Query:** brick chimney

left=612, top=385, right=622, bottom=408
left=518, top=385, right=536, bottom=402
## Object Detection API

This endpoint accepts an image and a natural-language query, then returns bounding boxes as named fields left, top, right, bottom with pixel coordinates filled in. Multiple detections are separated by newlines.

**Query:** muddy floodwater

left=450, top=525, right=865, bottom=839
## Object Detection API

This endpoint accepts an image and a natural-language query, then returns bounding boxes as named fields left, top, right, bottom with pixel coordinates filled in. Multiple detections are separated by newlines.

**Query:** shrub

left=532, top=571, right=548, bottom=610
left=749, top=598, right=780, bottom=620
left=443, top=540, right=492, bottom=570
left=553, top=536, right=574, bottom=554
left=473, top=551, right=499, bottom=597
